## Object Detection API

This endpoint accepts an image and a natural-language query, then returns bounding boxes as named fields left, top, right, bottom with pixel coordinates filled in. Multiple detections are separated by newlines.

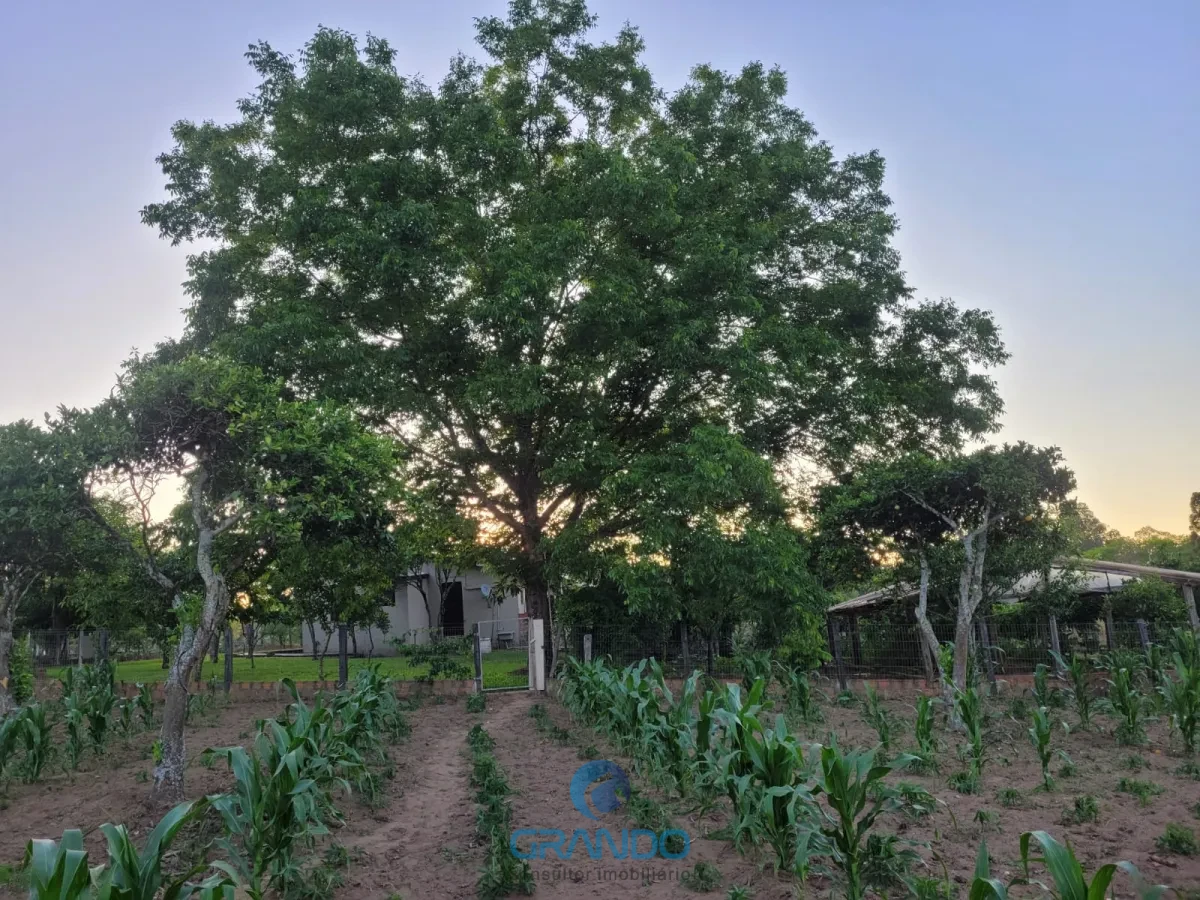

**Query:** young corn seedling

left=806, top=743, right=916, bottom=900
left=911, top=694, right=939, bottom=772
left=950, top=685, right=985, bottom=793
left=1106, top=667, right=1148, bottom=745
left=1027, top=706, right=1070, bottom=791
left=23, top=829, right=92, bottom=900
left=95, top=798, right=225, bottom=899
left=0, top=712, right=19, bottom=784
left=1050, top=650, right=1094, bottom=729
left=1031, top=663, right=1061, bottom=710
left=970, top=831, right=1168, bottom=900
left=63, top=696, right=87, bottom=771
left=862, top=685, right=896, bottom=752
left=20, top=703, right=54, bottom=782
left=736, top=651, right=774, bottom=696
left=780, top=667, right=820, bottom=723
left=134, top=683, right=154, bottom=729
left=1157, top=648, right=1200, bottom=754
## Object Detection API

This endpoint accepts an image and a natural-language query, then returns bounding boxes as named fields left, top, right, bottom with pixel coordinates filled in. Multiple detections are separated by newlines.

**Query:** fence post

left=1136, top=619, right=1151, bottom=656
left=210, top=633, right=218, bottom=664
left=473, top=623, right=483, bottom=694
left=583, top=633, right=593, bottom=664
left=337, top=623, right=348, bottom=689
left=1104, top=608, right=1116, bottom=651
left=223, top=626, right=234, bottom=695
left=528, top=618, right=546, bottom=692
left=976, top=620, right=997, bottom=693
left=1048, top=616, right=1063, bottom=673
left=76, top=632, right=83, bottom=667
left=678, top=625, right=688, bottom=671
left=98, top=629, right=109, bottom=664
left=1183, top=584, right=1200, bottom=635
left=827, top=619, right=849, bottom=693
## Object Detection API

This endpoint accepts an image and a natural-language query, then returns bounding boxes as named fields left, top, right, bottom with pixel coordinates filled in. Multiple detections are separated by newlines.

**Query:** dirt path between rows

left=486, top=692, right=796, bottom=900
left=338, top=698, right=480, bottom=900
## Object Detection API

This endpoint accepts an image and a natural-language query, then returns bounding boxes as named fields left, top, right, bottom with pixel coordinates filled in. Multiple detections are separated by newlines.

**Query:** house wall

left=300, top=564, right=525, bottom=656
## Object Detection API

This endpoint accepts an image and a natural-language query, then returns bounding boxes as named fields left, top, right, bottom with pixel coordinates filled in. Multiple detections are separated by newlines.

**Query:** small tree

left=816, top=444, right=1074, bottom=699
left=72, top=354, right=399, bottom=801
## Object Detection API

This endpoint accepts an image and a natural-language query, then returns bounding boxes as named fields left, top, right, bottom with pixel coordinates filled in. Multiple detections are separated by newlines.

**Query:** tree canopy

left=142, top=0, right=1008, bottom=622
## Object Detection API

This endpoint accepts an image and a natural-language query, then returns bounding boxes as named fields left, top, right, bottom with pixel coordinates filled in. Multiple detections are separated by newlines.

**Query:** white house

left=301, top=563, right=526, bottom=656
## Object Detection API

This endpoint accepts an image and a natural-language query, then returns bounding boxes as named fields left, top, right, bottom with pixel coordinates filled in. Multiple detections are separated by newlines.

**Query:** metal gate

left=473, top=617, right=542, bottom=692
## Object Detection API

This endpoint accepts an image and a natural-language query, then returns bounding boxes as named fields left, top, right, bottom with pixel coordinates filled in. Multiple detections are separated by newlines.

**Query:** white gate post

left=528, top=618, right=546, bottom=692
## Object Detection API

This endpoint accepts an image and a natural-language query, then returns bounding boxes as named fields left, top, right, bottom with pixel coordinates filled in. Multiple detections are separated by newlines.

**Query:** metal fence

left=21, top=625, right=305, bottom=679
left=826, top=617, right=1183, bottom=681
left=561, top=624, right=742, bottom=679
left=556, top=618, right=1191, bottom=685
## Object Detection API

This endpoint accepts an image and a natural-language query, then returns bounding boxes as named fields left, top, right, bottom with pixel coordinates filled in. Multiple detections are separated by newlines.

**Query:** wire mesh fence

left=562, top=624, right=742, bottom=679
left=557, top=617, right=1192, bottom=685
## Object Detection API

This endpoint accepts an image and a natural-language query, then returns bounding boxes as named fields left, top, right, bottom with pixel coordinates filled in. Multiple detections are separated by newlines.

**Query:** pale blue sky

left=0, top=1, right=1195, bottom=534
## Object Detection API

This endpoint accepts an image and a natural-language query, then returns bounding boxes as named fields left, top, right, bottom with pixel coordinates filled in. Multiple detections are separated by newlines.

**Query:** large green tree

left=69, top=354, right=400, bottom=801
left=143, top=0, right=1007, bottom=625
left=0, top=422, right=93, bottom=713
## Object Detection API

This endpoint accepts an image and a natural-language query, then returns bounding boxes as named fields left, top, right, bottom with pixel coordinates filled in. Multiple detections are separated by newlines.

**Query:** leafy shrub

left=391, top=634, right=472, bottom=681
left=466, top=692, right=486, bottom=713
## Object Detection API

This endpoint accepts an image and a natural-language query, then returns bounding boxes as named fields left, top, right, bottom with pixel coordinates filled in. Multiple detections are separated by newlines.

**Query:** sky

left=0, top=1, right=1196, bottom=536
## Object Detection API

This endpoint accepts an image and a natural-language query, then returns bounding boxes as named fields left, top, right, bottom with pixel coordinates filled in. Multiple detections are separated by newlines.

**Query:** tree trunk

left=246, top=623, right=257, bottom=670
left=308, top=622, right=319, bottom=660
left=0, top=594, right=16, bottom=715
left=913, top=554, right=944, bottom=691
left=152, top=473, right=235, bottom=804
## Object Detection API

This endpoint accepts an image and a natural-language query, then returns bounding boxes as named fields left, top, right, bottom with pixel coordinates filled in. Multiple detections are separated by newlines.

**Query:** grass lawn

left=45, top=648, right=529, bottom=689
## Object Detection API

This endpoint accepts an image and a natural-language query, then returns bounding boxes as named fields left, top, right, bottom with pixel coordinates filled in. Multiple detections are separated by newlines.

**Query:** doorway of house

left=442, top=582, right=465, bottom=636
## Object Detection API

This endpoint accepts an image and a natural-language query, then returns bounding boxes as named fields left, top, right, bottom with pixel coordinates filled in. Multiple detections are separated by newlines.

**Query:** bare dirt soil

left=0, top=699, right=281, bottom=884
left=3, top=687, right=1198, bottom=898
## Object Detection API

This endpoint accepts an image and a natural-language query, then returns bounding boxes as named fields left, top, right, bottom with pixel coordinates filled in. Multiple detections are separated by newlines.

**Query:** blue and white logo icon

left=569, top=760, right=630, bottom=820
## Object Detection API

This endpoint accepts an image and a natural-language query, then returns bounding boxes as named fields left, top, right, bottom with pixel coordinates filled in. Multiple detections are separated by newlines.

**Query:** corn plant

left=909, top=694, right=939, bottom=773
left=780, top=667, right=820, bottom=723
left=20, top=703, right=54, bottom=782
left=721, top=714, right=813, bottom=870
left=969, top=831, right=1168, bottom=900
left=134, top=683, right=154, bottom=728
left=736, top=651, right=774, bottom=695
left=63, top=695, right=87, bottom=771
left=24, top=829, right=91, bottom=900
left=1105, top=667, right=1148, bottom=745
left=1027, top=706, right=1070, bottom=792
left=1050, top=651, right=1094, bottom=729
left=1031, top=663, right=1062, bottom=710
left=207, top=741, right=333, bottom=900
left=85, top=685, right=117, bottom=754
left=862, top=684, right=896, bottom=752
left=94, top=799, right=218, bottom=899
left=805, top=743, right=916, bottom=900
left=1157, top=648, right=1200, bottom=754
left=953, top=684, right=986, bottom=790
left=0, top=711, right=19, bottom=783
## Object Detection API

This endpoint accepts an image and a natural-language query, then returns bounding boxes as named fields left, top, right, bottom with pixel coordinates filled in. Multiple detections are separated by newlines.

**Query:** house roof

left=824, top=558, right=1191, bottom=616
